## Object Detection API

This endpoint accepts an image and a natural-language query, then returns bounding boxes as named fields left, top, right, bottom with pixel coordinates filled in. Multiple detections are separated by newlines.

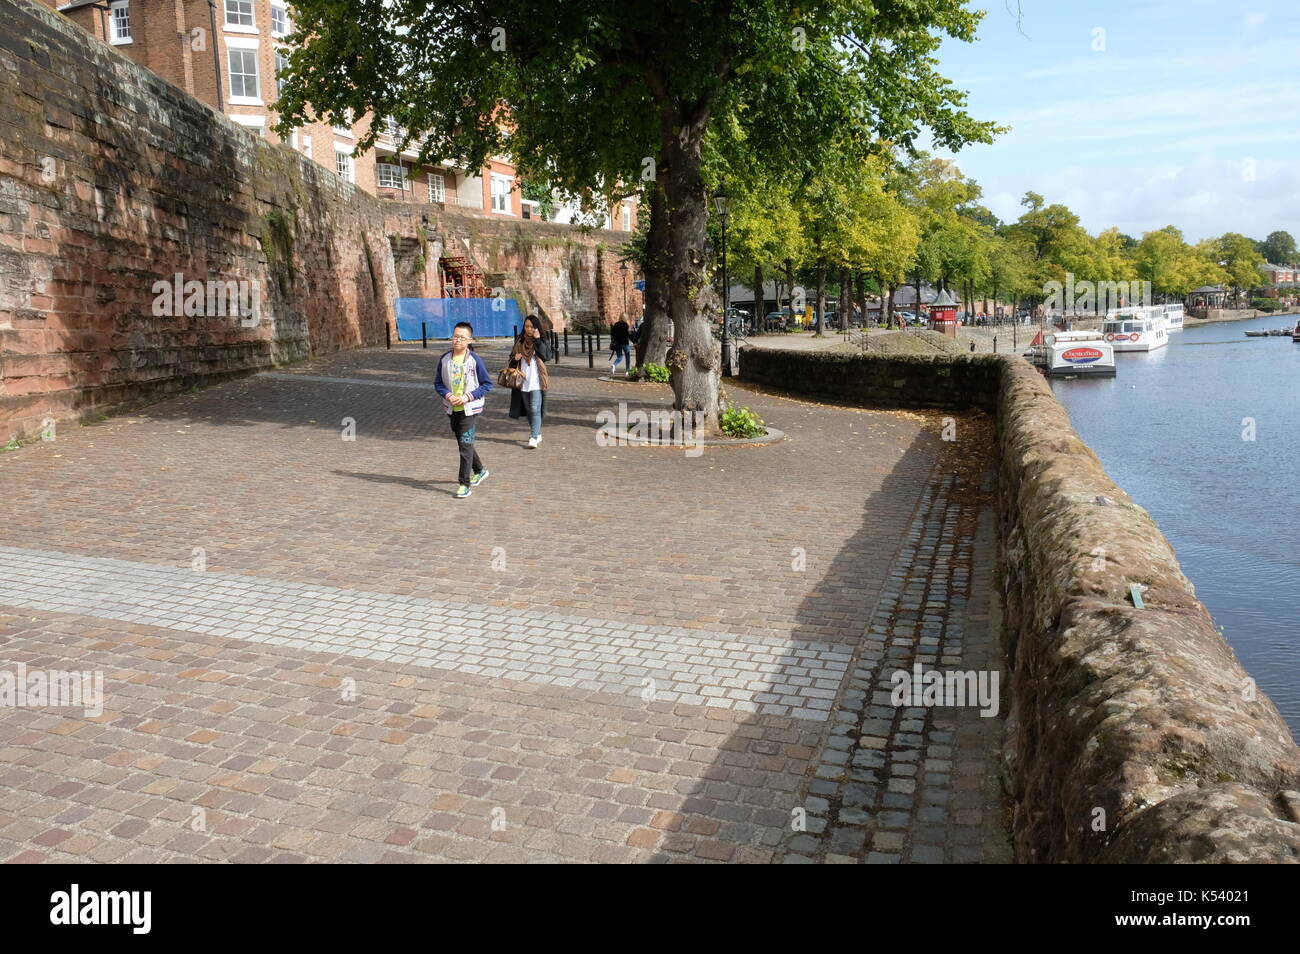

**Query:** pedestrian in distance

left=609, top=316, right=632, bottom=376
left=507, top=314, right=551, bottom=448
left=433, top=321, right=492, bottom=499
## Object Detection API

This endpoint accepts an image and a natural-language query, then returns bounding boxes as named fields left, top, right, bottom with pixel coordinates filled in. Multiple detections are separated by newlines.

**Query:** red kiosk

left=928, top=289, right=959, bottom=337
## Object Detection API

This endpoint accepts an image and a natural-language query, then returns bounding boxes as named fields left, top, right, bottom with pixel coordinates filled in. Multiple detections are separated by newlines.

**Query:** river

left=1049, top=313, right=1300, bottom=739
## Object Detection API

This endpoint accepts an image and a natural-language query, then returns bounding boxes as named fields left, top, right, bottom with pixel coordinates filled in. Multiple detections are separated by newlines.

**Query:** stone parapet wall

left=740, top=346, right=1300, bottom=862
left=738, top=347, right=1003, bottom=412
left=0, top=0, right=399, bottom=442
left=995, top=358, right=1300, bottom=862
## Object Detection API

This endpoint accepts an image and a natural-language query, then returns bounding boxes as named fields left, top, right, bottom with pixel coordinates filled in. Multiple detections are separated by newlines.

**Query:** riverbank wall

left=741, top=345, right=1300, bottom=863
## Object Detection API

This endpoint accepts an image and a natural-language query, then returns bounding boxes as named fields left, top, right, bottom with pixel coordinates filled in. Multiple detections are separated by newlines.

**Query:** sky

left=930, top=0, right=1300, bottom=244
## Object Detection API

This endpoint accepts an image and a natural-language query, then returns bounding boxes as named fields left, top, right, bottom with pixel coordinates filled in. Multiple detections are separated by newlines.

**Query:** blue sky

left=930, top=0, right=1300, bottom=243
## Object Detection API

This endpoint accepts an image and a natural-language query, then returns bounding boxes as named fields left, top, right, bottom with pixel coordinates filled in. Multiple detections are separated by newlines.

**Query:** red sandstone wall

left=0, top=0, right=400, bottom=442
left=385, top=205, right=643, bottom=331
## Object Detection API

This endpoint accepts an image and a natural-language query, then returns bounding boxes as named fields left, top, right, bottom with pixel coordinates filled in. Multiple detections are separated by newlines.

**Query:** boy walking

left=433, top=321, right=492, bottom=498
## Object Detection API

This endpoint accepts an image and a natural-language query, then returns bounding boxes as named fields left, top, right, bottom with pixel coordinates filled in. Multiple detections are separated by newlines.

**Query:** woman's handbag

left=497, top=364, right=525, bottom=389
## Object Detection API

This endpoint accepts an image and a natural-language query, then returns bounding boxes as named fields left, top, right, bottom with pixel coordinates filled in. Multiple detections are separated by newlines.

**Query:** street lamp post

left=620, top=260, right=628, bottom=317
left=713, top=185, right=731, bottom=377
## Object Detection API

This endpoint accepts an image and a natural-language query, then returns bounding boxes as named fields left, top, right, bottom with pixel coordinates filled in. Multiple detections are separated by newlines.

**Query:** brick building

left=44, top=0, right=636, bottom=230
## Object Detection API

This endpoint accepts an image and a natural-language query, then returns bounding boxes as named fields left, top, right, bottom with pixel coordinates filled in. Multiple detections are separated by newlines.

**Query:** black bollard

left=385, top=322, right=391, bottom=350
left=588, top=336, right=594, bottom=369
left=994, top=336, right=998, bottom=353
left=513, top=324, right=518, bottom=340
left=596, top=331, right=602, bottom=351
left=564, top=329, right=570, bottom=355
left=421, top=322, right=427, bottom=349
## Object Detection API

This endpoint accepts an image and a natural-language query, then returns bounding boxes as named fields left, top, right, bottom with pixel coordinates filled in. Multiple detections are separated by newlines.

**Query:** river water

left=1049, top=313, right=1300, bottom=739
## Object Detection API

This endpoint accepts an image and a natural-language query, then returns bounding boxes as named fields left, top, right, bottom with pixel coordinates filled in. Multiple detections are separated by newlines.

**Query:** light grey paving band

left=261, top=372, right=657, bottom=403
left=0, top=545, right=847, bottom=720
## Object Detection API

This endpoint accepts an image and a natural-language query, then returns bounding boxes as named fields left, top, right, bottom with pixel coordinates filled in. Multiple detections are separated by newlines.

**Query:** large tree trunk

left=856, top=271, right=866, bottom=329
left=814, top=261, right=826, bottom=336
left=661, top=118, right=721, bottom=428
left=839, top=266, right=849, bottom=331
left=752, top=265, right=763, bottom=335
left=785, top=258, right=797, bottom=327
left=636, top=184, right=671, bottom=365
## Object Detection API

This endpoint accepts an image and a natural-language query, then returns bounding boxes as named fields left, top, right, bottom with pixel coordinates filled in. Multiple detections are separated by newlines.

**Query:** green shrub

left=1250, top=297, right=1283, bottom=312
left=720, top=405, right=765, bottom=439
left=640, top=362, right=671, bottom=383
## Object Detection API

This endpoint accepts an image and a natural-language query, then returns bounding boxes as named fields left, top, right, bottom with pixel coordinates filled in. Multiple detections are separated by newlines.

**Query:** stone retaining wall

left=738, top=346, right=1003, bottom=412
left=0, top=0, right=400, bottom=442
left=741, top=346, right=1300, bottom=862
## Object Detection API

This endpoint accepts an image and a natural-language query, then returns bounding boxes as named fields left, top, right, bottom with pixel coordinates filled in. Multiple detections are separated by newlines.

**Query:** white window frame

left=376, top=163, right=407, bottom=190
left=109, top=0, right=132, bottom=45
left=270, top=1, right=290, bottom=37
left=490, top=173, right=513, bottom=214
left=332, top=109, right=353, bottom=138
left=428, top=173, right=445, bottom=203
left=301, top=136, right=312, bottom=159
left=225, top=38, right=262, bottom=106
left=274, top=49, right=289, bottom=98
left=230, top=114, right=266, bottom=138
left=334, top=145, right=354, bottom=183
left=223, top=0, right=257, bottom=33
left=622, top=201, right=632, bottom=231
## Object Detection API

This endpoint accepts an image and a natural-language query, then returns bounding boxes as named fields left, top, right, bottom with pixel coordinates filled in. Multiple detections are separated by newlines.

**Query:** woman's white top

left=521, top=355, right=540, bottom=392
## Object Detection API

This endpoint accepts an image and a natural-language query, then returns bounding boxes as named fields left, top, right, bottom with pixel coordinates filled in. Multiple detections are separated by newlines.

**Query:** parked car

left=765, top=307, right=805, bottom=331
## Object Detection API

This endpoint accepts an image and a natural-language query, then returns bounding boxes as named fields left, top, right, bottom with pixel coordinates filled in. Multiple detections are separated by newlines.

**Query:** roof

left=1189, top=285, right=1225, bottom=293
left=58, top=1, right=102, bottom=11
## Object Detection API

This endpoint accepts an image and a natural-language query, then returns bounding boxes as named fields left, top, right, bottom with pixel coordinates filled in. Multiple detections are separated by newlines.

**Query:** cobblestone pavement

left=0, top=342, right=1007, bottom=863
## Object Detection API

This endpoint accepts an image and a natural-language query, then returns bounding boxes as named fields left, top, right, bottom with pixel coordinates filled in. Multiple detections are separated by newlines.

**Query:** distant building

left=1261, top=263, right=1299, bottom=285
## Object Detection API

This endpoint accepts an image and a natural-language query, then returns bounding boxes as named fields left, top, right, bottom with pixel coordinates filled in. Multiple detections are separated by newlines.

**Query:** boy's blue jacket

left=433, top=349, right=492, bottom=415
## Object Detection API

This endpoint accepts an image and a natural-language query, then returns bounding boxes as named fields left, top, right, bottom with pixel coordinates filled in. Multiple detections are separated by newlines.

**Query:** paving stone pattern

left=777, top=472, right=1010, bottom=864
left=0, top=546, right=849, bottom=719
left=0, top=344, right=1006, bottom=863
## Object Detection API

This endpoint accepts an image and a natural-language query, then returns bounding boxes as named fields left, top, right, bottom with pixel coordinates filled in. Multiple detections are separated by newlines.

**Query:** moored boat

left=1027, top=329, right=1116, bottom=376
left=1162, top=303, right=1185, bottom=331
left=1101, top=305, right=1169, bottom=352
left=1293, top=319, right=1300, bottom=342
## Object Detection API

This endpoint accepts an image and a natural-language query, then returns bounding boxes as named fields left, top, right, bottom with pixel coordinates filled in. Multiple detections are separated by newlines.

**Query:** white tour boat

left=1027, top=329, right=1116, bottom=377
left=1101, top=305, right=1169, bottom=352
left=1162, top=303, right=1185, bottom=331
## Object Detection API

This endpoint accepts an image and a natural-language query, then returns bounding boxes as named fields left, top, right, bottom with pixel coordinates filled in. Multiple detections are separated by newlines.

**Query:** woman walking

left=507, top=315, right=551, bottom=448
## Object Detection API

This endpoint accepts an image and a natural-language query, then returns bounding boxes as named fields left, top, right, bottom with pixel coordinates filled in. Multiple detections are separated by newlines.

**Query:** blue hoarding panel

left=395, top=298, right=523, bottom=340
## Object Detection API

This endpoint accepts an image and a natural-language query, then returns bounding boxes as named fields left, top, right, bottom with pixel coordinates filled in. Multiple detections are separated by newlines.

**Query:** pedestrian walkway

left=0, top=343, right=1007, bottom=863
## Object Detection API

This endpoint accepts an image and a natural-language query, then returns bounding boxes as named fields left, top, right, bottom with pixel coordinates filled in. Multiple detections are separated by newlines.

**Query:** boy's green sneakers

left=455, top=484, right=472, bottom=499
left=469, top=469, right=489, bottom=487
